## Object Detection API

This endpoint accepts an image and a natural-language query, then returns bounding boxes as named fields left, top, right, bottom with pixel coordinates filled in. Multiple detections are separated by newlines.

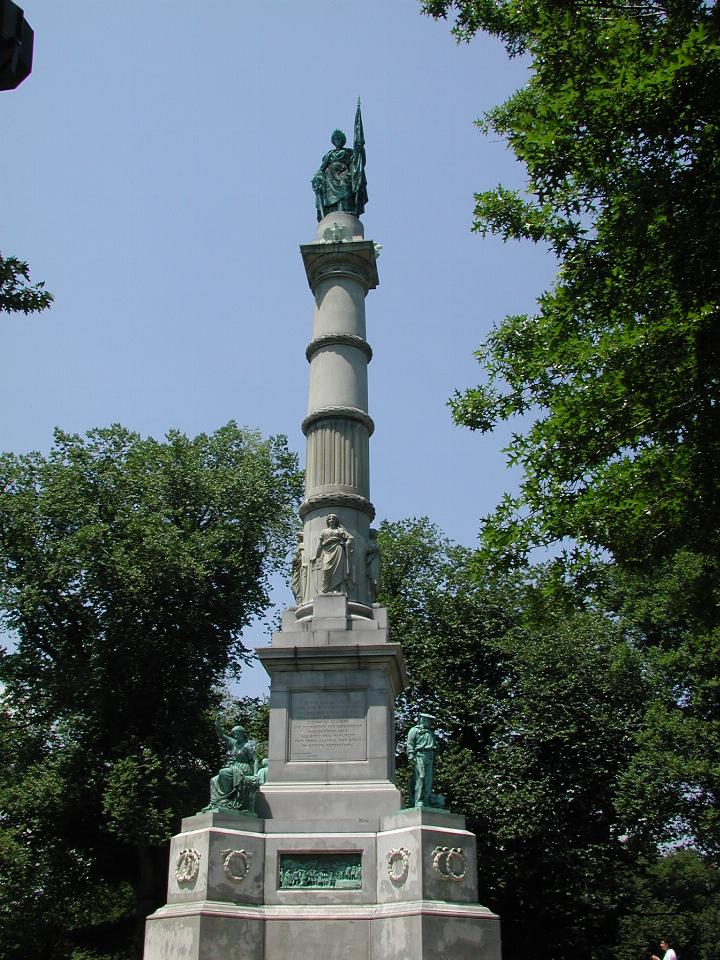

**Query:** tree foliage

left=0, top=254, right=53, bottom=315
left=423, top=0, right=720, bottom=861
left=617, top=849, right=720, bottom=960
left=0, top=423, right=301, bottom=959
left=423, top=0, right=720, bottom=573
left=379, top=519, right=720, bottom=959
left=379, top=519, right=657, bottom=960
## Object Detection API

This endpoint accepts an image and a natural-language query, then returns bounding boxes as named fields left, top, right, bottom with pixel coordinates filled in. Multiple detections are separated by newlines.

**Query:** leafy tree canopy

left=0, top=422, right=302, bottom=958
left=617, top=849, right=720, bottom=960
left=423, top=0, right=720, bottom=576
left=0, top=254, right=53, bottom=315
left=379, top=518, right=654, bottom=960
left=423, top=0, right=720, bottom=863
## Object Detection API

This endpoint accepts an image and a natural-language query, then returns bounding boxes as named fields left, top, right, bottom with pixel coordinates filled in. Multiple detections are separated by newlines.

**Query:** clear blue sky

left=2, top=1, right=556, bottom=694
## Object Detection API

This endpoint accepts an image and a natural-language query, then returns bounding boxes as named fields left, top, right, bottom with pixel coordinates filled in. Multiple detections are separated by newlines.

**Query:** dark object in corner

left=0, top=0, right=34, bottom=90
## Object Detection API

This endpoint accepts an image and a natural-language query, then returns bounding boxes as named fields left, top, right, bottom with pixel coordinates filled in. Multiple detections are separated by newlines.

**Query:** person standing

left=652, top=938, right=677, bottom=960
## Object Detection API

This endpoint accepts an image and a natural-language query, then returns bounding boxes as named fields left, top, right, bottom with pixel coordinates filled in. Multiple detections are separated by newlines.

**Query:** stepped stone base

left=146, top=900, right=500, bottom=960
left=145, top=809, right=501, bottom=960
left=145, top=600, right=501, bottom=959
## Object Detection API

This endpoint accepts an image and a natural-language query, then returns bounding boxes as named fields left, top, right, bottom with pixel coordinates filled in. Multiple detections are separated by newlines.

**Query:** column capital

left=300, top=239, right=379, bottom=293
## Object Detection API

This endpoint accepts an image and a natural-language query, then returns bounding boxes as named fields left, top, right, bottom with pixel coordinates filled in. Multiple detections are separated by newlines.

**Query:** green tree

left=0, top=423, right=302, bottom=959
left=0, top=707, right=138, bottom=960
left=617, top=849, right=720, bottom=960
left=379, top=519, right=650, bottom=960
left=0, top=254, right=53, bottom=314
left=423, top=0, right=719, bottom=573
left=423, top=0, right=720, bottom=856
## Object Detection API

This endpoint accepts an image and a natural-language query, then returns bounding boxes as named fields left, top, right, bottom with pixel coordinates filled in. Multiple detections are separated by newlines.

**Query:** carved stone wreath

left=222, top=848, right=253, bottom=883
left=386, top=847, right=411, bottom=885
left=299, top=490, right=376, bottom=521
left=175, top=848, right=201, bottom=883
left=431, top=846, right=467, bottom=882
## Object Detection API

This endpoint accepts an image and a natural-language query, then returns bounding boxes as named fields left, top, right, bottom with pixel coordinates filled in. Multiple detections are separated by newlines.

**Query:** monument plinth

left=256, top=592, right=405, bottom=827
left=145, top=107, right=501, bottom=960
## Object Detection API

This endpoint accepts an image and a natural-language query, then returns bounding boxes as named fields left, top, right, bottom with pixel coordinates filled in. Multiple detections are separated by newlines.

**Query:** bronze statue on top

left=312, top=100, right=367, bottom=221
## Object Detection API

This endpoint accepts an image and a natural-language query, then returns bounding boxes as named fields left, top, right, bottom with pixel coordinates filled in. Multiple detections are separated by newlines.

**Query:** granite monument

left=144, top=105, right=501, bottom=960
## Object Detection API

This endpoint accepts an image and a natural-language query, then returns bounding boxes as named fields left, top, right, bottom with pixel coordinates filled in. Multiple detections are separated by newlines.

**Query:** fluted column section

left=299, top=212, right=379, bottom=612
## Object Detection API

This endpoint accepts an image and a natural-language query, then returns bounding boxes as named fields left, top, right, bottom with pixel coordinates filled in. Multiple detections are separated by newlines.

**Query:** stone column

left=145, top=196, right=501, bottom=960
left=298, top=211, right=379, bottom=615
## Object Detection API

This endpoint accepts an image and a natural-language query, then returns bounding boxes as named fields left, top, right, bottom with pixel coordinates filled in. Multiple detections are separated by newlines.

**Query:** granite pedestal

left=145, top=598, right=501, bottom=959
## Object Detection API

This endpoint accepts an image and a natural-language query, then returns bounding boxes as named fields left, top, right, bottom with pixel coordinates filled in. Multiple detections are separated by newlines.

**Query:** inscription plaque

left=278, top=853, right=362, bottom=889
left=289, top=689, right=367, bottom=761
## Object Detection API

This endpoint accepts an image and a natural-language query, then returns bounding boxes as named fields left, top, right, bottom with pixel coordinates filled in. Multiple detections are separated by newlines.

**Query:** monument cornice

left=256, top=642, right=408, bottom=697
left=300, top=240, right=379, bottom=293
left=148, top=900, right=500, bottom=922
left=306, top=334, right=373, bottom=363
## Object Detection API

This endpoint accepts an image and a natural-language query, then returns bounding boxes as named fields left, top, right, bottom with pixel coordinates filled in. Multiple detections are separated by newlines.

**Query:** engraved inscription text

left=290, top=690, right=367, bottom=761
